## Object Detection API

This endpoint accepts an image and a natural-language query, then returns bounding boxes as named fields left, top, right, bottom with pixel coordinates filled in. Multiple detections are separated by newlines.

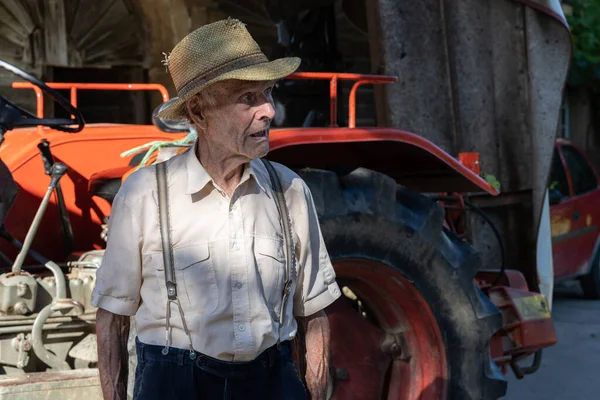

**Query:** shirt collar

left=185, top=141, right=270, bottom=195
left=185, top=142, right=212, bottom=195
left=247, top=159, right=269, bottom=194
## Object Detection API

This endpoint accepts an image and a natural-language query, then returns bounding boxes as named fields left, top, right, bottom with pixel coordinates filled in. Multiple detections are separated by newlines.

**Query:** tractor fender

left=267, top=127, right=499, bottom=195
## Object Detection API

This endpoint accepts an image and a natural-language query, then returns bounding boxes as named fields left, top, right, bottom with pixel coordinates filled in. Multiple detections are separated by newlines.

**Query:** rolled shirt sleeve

left=293, top=181, right=341, bottom=317
left=91, top=191, right=142, bottom=316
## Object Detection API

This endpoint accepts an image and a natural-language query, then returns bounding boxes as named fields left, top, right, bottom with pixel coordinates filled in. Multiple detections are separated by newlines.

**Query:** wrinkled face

left=188, top=79, right=276, bottom=161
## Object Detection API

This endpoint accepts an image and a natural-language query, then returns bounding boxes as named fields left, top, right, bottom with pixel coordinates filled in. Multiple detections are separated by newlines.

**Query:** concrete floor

left=504, top=283, right=600, bottom=400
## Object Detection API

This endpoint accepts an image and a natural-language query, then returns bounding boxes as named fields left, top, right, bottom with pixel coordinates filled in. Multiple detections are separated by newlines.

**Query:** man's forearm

left=96, top=308, right=131, bottom=400
left=300, top=310, right=331, bottom=400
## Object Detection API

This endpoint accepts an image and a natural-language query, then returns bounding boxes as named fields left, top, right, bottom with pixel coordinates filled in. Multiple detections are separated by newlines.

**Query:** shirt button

left=234, top=282, right=243, bottom=289
left=234, top=244, right=240, bottom=251
left=238, top=324, right=246, bottom=332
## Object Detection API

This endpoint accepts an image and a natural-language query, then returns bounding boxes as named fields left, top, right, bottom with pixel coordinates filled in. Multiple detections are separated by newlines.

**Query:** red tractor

left=0, top=59, right=556, bottom=399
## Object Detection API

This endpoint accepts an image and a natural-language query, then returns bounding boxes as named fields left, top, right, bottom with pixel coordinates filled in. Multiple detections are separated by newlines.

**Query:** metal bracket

left=51, top=298, right=85, bottom=316
left=12, top=333, right=31, bottom=369
left=166, top=281, right=177, bottom=300
left=510, top=350, right=543, bottom=379
left=381, top=332, right=410, bottom=361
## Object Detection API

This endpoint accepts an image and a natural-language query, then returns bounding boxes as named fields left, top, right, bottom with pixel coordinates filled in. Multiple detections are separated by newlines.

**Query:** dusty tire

left=297, top=167, right=507, bottom=400
left=580, top=254, right=600, bottom=299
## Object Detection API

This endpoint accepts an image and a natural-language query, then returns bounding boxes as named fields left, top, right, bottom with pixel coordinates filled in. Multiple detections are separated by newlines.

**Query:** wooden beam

left=70, top=0, right=115, bottom=42
left=31, top=28, right=44, bottom=67
left=0, top=37, right=23, bottom=60
left=44, top=0, right=68, bottom=66
left=0, top=25, right=27, bottom=48
left=0, top=4, right=29, bottom=42
left=22, top=0, right=44, bottom=26
left=2, top=0, right=35, bottom=34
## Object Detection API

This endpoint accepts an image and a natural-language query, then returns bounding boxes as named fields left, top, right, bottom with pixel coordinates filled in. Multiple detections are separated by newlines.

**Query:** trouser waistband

left=135, top=337, right=292, bottom=379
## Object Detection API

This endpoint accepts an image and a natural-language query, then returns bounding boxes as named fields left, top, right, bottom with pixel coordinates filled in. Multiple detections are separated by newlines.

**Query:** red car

left=550, top=139, right=600, bottom=297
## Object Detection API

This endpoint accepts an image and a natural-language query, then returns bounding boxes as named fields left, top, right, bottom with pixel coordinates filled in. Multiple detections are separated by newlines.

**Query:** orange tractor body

left=0, top=74, right=556, bottom=399
left=2, top=76, right=502, bottom=263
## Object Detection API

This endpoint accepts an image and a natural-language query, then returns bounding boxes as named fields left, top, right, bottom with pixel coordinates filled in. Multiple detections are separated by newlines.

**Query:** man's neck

left=196, top=139, right=248, bottom=197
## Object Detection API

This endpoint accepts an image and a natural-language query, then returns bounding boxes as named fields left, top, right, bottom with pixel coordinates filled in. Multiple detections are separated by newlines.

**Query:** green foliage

left=480, top=173, right=501, bottom=191
left=566, top=0, right=600, bottom=90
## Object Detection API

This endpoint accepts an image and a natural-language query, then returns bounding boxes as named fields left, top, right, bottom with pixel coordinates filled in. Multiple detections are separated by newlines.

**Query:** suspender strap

left=260, top=159, right=295, bottom=347
left=156, top=162, right=196, bottom=358
left=156, top=160, right=293, bottom=353
left=156, top=161, right=177, bottom=300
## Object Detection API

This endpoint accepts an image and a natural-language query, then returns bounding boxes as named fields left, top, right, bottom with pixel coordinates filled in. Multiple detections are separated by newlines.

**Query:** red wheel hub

left=328, top=258, right=448, bottom=400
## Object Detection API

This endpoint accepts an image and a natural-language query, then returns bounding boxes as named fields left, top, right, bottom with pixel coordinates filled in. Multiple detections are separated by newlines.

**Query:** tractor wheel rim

left=333, top=258, right=448, bottom=400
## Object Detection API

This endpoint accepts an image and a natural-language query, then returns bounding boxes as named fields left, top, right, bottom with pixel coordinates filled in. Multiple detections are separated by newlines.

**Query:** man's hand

left=298, top=310, right=332, bottom=400
left=96, top=308, right=131, bottom=400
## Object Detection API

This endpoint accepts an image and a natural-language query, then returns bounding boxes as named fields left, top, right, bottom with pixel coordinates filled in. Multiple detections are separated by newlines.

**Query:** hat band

left=177, top=52, right=268, bottom=98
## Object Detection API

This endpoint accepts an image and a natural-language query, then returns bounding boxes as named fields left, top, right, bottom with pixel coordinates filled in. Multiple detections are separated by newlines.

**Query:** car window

left=561, top=145, right=598, bottom=195
left=549, top=149, right=570, bottom=197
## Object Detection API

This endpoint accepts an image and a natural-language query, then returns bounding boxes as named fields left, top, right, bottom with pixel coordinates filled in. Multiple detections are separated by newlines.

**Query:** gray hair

left=184, top=88, right=218, bottom=123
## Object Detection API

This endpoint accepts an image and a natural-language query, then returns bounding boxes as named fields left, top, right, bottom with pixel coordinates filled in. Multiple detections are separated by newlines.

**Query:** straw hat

left=156, top=18, right=300, bottom=120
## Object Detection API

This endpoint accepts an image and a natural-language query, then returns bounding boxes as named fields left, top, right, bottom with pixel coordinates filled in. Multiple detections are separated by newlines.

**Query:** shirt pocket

left=153, top=242, right=219, bottom=317
left=254, top=238, right=285, bottom=316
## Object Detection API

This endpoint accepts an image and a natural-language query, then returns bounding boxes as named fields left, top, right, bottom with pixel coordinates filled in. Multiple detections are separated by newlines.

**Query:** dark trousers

left=133, top=338, right=308, bottom=400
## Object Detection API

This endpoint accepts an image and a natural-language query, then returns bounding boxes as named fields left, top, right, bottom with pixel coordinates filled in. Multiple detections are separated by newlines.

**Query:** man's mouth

left=249, top=130, right=268, bottom=138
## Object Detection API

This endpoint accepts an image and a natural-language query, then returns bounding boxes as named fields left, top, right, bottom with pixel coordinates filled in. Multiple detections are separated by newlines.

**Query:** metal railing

left=286, top=72, right=397, bottom=128
left=12, top=82, right=171, bottom=133
left=12, top=73, right=398, bottom=130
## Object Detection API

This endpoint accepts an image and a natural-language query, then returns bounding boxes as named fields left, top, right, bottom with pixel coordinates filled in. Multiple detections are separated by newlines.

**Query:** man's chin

left=250, top=142, right=269, bottom=159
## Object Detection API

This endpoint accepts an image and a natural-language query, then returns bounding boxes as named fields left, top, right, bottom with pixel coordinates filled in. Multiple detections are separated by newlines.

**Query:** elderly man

left=91, top=17, right=341, bottom=400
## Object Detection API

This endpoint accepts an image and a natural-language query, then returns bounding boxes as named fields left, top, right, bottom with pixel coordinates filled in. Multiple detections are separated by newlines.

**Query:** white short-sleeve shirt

left=91, top=143, right=341, bottom=361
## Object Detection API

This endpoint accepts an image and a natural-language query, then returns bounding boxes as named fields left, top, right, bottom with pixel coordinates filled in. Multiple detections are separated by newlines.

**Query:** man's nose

left=257, top=95, right=275, bottom=121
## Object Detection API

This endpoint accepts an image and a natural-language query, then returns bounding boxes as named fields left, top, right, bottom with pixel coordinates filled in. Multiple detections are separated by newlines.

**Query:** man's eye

left=264, top=87, right=273, bottom=96
left=241, top=93, right=253, bottom=103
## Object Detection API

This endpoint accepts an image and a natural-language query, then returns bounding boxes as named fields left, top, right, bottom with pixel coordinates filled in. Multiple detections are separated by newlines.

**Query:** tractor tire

left=297, top=167, right=507, bottom=400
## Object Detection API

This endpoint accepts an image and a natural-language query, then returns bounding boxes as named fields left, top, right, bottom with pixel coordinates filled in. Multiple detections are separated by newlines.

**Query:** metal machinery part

left=0, top=273, right=38, bottom=316
left=0, top=251, right=100, bottom=372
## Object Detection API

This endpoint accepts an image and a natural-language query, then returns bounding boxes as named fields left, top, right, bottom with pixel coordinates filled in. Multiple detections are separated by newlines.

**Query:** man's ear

left=185, top=96, right=207, bottom=130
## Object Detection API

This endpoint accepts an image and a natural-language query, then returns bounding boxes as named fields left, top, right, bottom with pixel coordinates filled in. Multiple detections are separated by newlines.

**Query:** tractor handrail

left=285, top=72, right=397, bottom=128
left=11, top=82, right=171, bottom=119
left=12, top=74, right=397, bottom=129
